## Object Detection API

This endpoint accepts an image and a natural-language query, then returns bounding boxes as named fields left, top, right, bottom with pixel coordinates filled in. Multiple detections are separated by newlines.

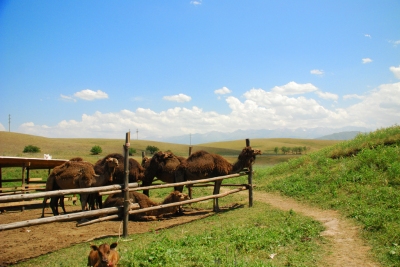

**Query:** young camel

left=44, top=157, right=119, bottom=214
left=103, top=190, right=190, bottom=221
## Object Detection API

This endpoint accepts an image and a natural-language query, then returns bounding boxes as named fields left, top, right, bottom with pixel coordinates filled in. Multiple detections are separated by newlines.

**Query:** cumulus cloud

left=310, top=69, right=324, bottom=75
left=390, top=65, right=400, bottom=79
left=214, top=87, right=232, bottom=95
left=364, top=34, right=371, bottom=38
left=0, top=123, right=5, bottom=131
left=74, top=89, right=108, bottom=101
left=315, top=91, right=339, bottom=101
left=60, top=94, right=77, bottom=102
left=343, top=94, right=364, bottom=100
left=16, top=80, right=400, bottom=139
left=362, top=58, right=373, bottom=64
left=190, top=0, right=202, bottom=5
left=163, top=93, right=191, bottom=102
left=389, top=40, right=400, bottom=46
left=271, top=81, right=318, bottom=95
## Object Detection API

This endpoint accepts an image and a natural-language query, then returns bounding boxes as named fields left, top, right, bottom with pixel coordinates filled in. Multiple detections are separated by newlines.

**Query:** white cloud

left=214, top=86, right=232, bottom=95
left=362, top=58, right=373, bottom=64
left=310, top=69, right=324, bottom=75
left=271, top=81, right=318, bottom=95
left=16, top=81, right=400, bottom=139
left=343, top=94, right=364, bottom=100
left=190, top=0, right=202, bottom=5
left=364, top=34, right=371, bottom=38
left=163, top=93, right=192, bottom=102
left=389, top=40, right=400, bottom=46
left=315, top=91, right=338, bottom=101
left=0, top=123, right=5, bottom=131
left=60, top=94, right=77, bottom=102
left=74, top=89, right=108, bottom=101
left=390, top=65, right=400, bottom=79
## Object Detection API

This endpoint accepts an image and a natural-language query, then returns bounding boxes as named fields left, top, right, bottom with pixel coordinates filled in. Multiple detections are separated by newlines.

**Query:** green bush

left=128, top=148, right=136, bottom=156
left=90, top=145, right=102, bottom=155
left=146, top=145, right=159, bottom=154
left=23, top=145, right=41, bottom=153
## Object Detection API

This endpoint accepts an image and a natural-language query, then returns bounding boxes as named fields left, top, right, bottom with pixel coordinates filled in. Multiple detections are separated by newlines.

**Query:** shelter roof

left=0, top=157, right=67, bottom=169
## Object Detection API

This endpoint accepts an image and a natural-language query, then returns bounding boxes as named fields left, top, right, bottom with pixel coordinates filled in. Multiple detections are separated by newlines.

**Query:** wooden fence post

left=123, top=132, right=130, bottom=238
left=246, top=138, right=253, bottom=207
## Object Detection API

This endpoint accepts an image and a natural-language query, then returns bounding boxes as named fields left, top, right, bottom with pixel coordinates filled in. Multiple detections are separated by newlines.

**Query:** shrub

left=146, top=145, right=159, bottom=154
left=90, top=145, right=102, bottom=155
left=129, top=148, right=136, bottom=156
left=23, top=145, right=41, bottom=153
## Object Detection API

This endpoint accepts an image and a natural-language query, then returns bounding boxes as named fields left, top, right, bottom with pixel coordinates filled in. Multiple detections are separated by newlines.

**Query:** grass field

left=5, top=128, right=400, bottom=266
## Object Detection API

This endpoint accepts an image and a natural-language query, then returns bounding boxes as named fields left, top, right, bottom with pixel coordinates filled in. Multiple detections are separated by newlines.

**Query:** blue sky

left=0, top=0, right=399, bottom=140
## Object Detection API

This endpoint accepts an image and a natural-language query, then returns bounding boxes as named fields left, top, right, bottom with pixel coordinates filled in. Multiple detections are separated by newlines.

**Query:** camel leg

left=41, top=197, right=49, bottom=218
left=59, top=196, right=66, bottom=214
left=50, top=197, right=59, bottom=216
left=213, top=180, right=222, bottom=212
left=80, top=193, right=89, bottom=211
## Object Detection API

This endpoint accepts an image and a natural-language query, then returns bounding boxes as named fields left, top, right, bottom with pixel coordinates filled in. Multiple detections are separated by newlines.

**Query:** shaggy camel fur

left=94, top=153, right=145, bottom=184
left=45, top=157, right=118, bottom=213
left=88, top=242, right=119, bottom=267
left=103, top=191, right=190, bottom=221
left=175, top=146, right=262, bottom=211
left=141, top=151, right=186, bottom=196
left=41, top=157, right=84, bottom=217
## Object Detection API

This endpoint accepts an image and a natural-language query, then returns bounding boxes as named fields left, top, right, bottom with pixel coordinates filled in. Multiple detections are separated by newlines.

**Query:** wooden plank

left=0, top=199, right=47, bottom=208
left=28, top=178, right=43, bottom=182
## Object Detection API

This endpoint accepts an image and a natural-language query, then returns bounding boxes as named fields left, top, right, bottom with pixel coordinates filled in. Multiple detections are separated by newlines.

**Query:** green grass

left=12, top=201, right=326, bottom=267
left=255, top=125, right=400, bottom=266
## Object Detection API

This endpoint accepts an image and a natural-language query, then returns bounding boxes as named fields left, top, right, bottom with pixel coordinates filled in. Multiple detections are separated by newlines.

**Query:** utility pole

left=8, top=114, right=11, bottom=132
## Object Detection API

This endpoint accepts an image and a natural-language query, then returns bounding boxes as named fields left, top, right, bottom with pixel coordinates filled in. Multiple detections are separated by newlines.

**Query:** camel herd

left=42, top=146, right=262, bottom=220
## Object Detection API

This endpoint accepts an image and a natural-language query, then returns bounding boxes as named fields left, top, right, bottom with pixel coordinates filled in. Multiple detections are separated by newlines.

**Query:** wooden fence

left=0, top=133, right=254, bottom=236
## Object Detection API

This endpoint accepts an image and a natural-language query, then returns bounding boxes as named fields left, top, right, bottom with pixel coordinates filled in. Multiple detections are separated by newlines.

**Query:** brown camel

left=141, top=151, right=186, bottom=196
left=103, top=190, right=190, bottom=221
left=44, top=157, right=119, bottom=213
left=94, top=153, right=145, bottom=184
left=175, top=146, right=262, bottom=211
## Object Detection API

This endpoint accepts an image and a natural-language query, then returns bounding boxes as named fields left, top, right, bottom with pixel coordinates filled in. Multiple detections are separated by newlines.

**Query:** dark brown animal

left=45, top=157, right=119, bottom=213
left=41, top=157, right=84, bottom=217
left=141, top=151, right=186, bottom=196
left=94, top=153, right=145, bottom=184
left=87, top=242, right=119, bottom=267
left=103, top=190, right=190, bottom=221
left=175, top=146, right=262, bottom=211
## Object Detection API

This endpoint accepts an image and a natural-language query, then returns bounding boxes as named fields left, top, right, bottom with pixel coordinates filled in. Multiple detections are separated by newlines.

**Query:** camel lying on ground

left=103, top=190, right=190, bottom=221
left=175, top=146, right=262, bottom=211
left=44, top=157, right=119, bottom=214
left=88, top=242, right=119, bottom=267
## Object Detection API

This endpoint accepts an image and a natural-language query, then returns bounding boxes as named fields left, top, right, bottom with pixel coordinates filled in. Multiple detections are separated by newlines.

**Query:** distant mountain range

left=148, top=126, right=371, bottom=145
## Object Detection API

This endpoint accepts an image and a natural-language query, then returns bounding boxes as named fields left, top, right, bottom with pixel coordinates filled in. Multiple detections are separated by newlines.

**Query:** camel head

left=105, top=157, right=119, bottom=182
left=238, top=146, right=262, bottom=167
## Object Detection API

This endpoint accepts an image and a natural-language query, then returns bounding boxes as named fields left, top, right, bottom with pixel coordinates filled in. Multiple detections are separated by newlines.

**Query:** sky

left=1, top=0, right=400, bottom=141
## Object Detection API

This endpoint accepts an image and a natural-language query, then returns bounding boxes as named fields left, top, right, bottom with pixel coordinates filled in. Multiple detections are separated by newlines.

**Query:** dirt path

left=0, top=191, right=381, bottom=266
left=252, top=191, right=380, bottom=267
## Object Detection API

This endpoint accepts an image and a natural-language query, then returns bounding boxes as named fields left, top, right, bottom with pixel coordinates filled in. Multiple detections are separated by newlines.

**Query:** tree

left=146, top=145, right=159, bottom=154
left=23, top=145, right=41, bottom=153
left=90, top=145, right=102, bottom=155
left=274, top=147, right=279, bottom=154
left=129, top=148, right=136, bottom=156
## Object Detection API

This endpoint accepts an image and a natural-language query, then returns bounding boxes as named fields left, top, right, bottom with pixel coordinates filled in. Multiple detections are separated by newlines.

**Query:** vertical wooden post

left=188, top=146, right=193, bottom=199
left=0, top=167, right=2, bottom=194
left=123, top=132, right=130, bottom=238
left=246, top=139, right=253, bottom=207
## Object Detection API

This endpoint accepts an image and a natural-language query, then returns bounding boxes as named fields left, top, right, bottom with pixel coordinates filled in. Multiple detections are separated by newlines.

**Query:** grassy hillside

left=255, top=125, right=400, bottom=266
left=0, top=131, right=339, bottom=166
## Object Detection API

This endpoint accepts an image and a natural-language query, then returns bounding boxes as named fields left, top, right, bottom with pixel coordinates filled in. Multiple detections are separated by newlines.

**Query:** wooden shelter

left=0, top=156, right=68, bottom=209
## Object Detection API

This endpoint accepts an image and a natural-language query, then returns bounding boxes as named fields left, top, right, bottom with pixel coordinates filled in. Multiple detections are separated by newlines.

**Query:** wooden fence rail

left=0, top=134, right=254, bottom=236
